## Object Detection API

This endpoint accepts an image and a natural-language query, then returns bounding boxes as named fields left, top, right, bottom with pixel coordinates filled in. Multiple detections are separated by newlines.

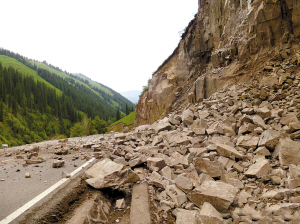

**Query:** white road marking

left=0, top=158, right=95, bottom=224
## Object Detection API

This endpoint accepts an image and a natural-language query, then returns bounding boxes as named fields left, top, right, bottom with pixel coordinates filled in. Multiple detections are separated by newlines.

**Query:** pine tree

left=0, top=100, right=3, bottom=122
left=115, top=109, right=121, bottom=121
left=126, top=104, right=129, bottom=115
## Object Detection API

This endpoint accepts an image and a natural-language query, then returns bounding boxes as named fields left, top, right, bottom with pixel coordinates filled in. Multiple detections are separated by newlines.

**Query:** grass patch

left=110, top=111, right=135, bottom=126
left=0, top=55, right=62, bottom=95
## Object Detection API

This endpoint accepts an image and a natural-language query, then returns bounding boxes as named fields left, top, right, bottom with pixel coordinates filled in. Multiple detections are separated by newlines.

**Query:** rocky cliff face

left=135, top=0, right=300, bottom=126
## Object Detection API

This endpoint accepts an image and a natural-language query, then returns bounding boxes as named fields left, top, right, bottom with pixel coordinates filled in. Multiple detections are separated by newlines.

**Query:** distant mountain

left=120, top=90, right=142, bottom=104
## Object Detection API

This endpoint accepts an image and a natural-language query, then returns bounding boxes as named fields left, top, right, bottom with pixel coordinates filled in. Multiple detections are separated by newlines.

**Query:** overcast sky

left=0, top=0, right=198, bottom=93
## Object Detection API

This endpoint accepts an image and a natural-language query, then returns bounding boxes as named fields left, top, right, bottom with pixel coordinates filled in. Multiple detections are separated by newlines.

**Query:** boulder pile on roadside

left=81, top=63, right=300, bottom=223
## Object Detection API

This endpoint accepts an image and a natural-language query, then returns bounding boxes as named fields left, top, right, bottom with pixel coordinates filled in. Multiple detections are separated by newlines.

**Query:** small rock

left=62, top=171, right=71, bottom=178
left=116, top=198, right=126, bottom=209
left=52, top=160, right=65, bottom=168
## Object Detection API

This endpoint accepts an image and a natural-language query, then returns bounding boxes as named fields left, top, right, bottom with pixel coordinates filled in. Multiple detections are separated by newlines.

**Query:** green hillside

left=0, top=48, right=135, bottom=147
left=0, top=55, right=62, bottom=95
left=73, top=73, right=113, bottom=96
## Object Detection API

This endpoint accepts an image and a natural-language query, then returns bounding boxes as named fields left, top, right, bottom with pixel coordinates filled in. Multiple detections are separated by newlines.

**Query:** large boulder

left=215, top=143, right=244, bottom=159
left=85, top=158, right=139, bottom=189
left=273, top=139, right=300, bottom=166
left=182, top=109, right=194, bottom=126
left=194, top=158, right=225, bottom=178
left=191, top=119, right=207, bottom=135
left=258, top=129, right=280, bottom=150
left=176, top=209, right=202, bottom=224
left=200, top=202, right=223, bottom=224
left=188, top=181, right=238, bottom=212
left=245, top=158, right=271, bottom=178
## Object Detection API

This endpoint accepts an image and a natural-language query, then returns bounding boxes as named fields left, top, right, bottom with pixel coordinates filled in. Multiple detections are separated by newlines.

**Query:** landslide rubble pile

left=81, top=60, right=300, bottom=223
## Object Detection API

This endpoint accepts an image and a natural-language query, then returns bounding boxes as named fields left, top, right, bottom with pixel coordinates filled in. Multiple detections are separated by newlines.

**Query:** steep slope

left=135, top=0, right=300, bottom=126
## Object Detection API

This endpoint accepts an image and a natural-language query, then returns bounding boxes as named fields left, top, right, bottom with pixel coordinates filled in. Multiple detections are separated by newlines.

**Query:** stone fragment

left=280, top=113, right=299, bottom=125
left=159, top=166, right=173, bottom=180
left=54, top=148, right=68, bottom=155
left=161, top=199, right=175, bottom=210
left=189, top=148, right=208, bottom=157
left=116, top=198, right=126, bottom=209
left=199, top=202, right=223, bottom=224
left=240, top=204, right=262, bottom=220
left=85, top=158, right=139, bottom=189
left=182, top=109, right=194, bottom=126
left=238, top=123, right=256, bottom=135
left=290, top=164, right=300, bottom=178
left=273, top=139, right=300, bottom=166
left=287, top=122, right=300, bottom=133
left=26, top=157, right=45, bottom=164
left=114, top=133, right=126, bottom=139
left=198, top=110, right=209, bottom=119
left=271, top=176, right=281, bottom=185
left=176, top=209, right=202, bottom=224
left=128, top=157, right=145, bottom=168
left=257, top=107, right=271, bottom=118
left=62, top=171, right=71, bottom=178
left=187, top=170, right=200, bottom=187
left=265, top=203, right=300, bottom=216
left=188, top=181, right=238, bottom=212
left=193, top=158, right=225, bottom=178
left=238, top=190, right=252, bottom=207
left=254, top=146, right=271, bottom=156
left=207, top=122, right=235, bottom=136
left=245, top=158, right=271, bottom=178
left=233, top=163, right=244, bottom=173
left=152, top=122, right=172, bottom=133
left=2, top=144, right=8, bottom=149
left=288, top=178, right=300, bottom=188
left=175, top=175, right=193, bottom=193
left=258, top=129, right=280, bottom=150
left=236, top=135, right=260, bottom=149
left=254, top=127, right=263, bottom=134
left=169, top=118, right=181, bottom=125
left=252, top=115, right=267, bottom=129
left=261, top=189, right=295, bottom=200
left=166, top=185, right=187, bottom=206
left=147, top=157, right=166, bottom=171
left=191, top=119, right=207, bottom=135
left=25, top=146, right=40, bottom=153
left=215, top=143, right=244, bottom=159
left=25, top=173, right=31, bottom=178
left=52, top=160, right=65, bottom=168
left=169, top=152, right=190, bottom=167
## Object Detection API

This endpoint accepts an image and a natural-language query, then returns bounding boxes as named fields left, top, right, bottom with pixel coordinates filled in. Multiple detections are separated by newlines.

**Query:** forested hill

left=0, top=48, right=135, bottom=146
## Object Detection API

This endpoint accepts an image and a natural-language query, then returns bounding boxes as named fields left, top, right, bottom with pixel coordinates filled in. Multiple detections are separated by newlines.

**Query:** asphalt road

left=0, top=136, right=101, bottom=222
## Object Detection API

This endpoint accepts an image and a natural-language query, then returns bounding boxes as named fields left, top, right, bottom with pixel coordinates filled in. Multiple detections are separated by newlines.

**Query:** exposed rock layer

left=135, top=0, right=300, bottom=126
